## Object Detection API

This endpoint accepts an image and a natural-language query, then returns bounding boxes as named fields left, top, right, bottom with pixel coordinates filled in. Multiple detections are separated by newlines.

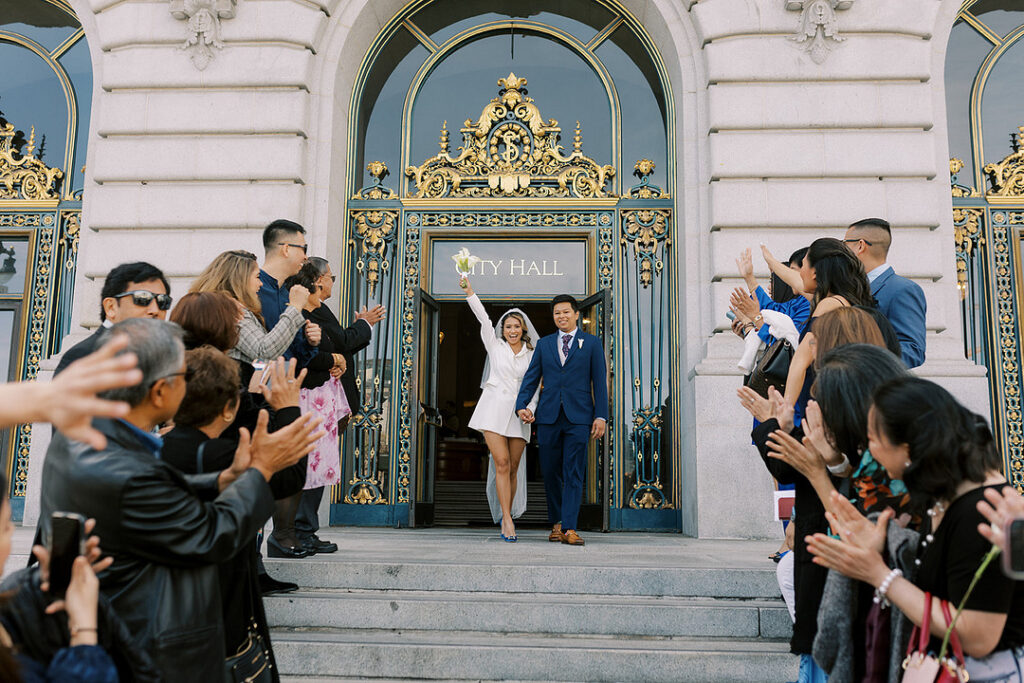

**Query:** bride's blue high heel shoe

left=500, top=530, right=517, bottom=543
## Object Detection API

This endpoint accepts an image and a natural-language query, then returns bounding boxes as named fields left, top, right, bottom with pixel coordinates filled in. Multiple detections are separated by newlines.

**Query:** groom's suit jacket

left=871, top=267, right=927, bottom=369
left=516, top=330, right=609, bottom=425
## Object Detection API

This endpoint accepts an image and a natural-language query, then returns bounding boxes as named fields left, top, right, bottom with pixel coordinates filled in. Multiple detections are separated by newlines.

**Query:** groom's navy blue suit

left=516, top=328, right=608, bottom=532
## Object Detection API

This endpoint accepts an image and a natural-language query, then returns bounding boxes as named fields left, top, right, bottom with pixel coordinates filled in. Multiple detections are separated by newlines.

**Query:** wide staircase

left=264, top=528, right=796, bottom=682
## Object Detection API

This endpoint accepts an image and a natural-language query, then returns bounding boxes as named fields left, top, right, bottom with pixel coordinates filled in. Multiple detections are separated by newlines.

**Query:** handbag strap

left=939, top=599, right=965, bottom=664
left=195, top=441, right=208, bottom=474
left=906, top=591, right=933, bottom=656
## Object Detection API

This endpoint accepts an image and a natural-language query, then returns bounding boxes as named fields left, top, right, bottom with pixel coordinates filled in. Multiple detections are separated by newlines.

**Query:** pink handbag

left=901, top=593, right=968, bottom=682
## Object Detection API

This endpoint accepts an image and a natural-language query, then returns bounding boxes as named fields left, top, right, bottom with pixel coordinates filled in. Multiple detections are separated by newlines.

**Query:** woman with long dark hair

left=809, top=378, right=1024, bottom=680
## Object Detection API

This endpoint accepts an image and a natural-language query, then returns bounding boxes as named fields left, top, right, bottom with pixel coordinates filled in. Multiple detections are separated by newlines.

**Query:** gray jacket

left=813, top=520, right=920, bottom=682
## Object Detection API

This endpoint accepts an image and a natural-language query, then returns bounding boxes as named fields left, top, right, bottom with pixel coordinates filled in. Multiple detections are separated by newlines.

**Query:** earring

left=904, top=461, right=911, bottom=468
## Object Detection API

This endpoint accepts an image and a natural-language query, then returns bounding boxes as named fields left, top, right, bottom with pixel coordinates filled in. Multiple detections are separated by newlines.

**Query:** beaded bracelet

left=873, top=568, right=903, bottom=607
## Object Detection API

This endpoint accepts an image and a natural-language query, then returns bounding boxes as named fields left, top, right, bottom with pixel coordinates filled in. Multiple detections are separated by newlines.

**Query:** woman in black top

left=808, top=377, right=1024, bottom=678
left=162, top=347, right=308, bottom=683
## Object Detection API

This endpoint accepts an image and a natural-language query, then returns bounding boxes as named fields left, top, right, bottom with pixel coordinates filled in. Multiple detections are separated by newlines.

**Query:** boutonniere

left=578, top=338, right=584, bottom=349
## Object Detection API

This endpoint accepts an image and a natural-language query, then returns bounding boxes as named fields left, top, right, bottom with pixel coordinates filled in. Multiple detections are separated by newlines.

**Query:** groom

left=517, top=294, right=608, bottom=546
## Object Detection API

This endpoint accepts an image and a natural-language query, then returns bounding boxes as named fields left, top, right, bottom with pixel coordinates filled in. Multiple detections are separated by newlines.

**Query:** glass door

left=411, top=288, right=441, bottom=527
left=577, top=289, right=610, bottom=531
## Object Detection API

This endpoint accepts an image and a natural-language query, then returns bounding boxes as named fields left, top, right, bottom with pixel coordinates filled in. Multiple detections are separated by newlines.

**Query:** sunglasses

left=115, top=290, right=173, bottom=310
left=279, top=242, right=308, bottom=254
left=843, top=238, right=873, bottom=246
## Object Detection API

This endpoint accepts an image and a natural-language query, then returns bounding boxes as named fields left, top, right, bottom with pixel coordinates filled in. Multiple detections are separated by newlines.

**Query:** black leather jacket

left=38, top=418, right=275, bottom=682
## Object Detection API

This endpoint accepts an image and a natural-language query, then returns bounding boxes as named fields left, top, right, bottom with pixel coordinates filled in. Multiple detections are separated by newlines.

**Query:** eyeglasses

left=114, top=290, right=173, bottom=310
left=322, top=275, right=336, bottom=283
left=278, top=242, right=308, bottom=254
left=151, top=368, right=192, bottom=387
left=843, top=238, right=873, bottom=246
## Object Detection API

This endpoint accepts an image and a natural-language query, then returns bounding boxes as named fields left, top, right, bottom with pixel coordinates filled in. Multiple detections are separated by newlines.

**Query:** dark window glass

left=0, top=237, right=29, bottom=297
left=408, top=31, right=613, bottom=183
left=944, top=20, right=996, bottom=185
left=0, top=309, right=15, bottom=382
left=0, top=1, right=79, bottom=53
left=0, top=40, right=68, bottom=177
left=412, top=0, right=615, bottom=46
left=358, top=28, right=429, bottom=189
left=596, top=25, right=668, bottom=190
left=981, top=36, right=1024, bottom=170
left=58, top=36, right=91, bottom=194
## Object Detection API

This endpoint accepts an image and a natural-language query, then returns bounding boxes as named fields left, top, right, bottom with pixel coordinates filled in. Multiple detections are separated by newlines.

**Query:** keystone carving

left=170, top=0, right=236, bottom=70
left=786, top=0, right=854, bottom=64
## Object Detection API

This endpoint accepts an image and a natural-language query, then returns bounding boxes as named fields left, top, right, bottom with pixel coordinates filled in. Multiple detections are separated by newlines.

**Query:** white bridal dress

left=465, top=294, right=539, bottom=522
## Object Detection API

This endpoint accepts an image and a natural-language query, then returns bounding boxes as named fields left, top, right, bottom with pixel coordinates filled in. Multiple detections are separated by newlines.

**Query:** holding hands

left=517, top=408, right=534, bottom=424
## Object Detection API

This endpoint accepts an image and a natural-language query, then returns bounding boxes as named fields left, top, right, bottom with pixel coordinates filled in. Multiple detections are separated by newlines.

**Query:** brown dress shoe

left=548, top=527, right=566, bottom=543
left=561, top=530, right=585, bottom=546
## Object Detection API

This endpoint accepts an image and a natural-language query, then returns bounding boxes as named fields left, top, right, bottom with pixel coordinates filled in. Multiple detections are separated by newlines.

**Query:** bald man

left=844, top=218, right=927, bottom=368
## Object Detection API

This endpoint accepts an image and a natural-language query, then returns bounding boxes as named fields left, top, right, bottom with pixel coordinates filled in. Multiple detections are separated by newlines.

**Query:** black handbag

left=224, top=622, right=273, bottom=683
left=745, top=338, right=793, bottom=398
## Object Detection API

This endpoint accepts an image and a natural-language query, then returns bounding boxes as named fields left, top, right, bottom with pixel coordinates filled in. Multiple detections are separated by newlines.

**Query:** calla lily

left=452, top=247, right=482, bottom=275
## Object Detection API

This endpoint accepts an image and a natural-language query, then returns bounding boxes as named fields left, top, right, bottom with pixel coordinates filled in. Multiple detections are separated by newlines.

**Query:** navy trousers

left=537, top=408, right=591, bottom=531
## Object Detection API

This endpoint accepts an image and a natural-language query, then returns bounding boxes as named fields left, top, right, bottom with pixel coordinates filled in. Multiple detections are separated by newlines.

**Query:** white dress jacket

left=466, top=294, right=539, bottom=441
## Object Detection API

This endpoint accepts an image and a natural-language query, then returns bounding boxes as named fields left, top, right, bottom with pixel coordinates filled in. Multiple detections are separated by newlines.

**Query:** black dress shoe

left=266, top=535, right=311, bottom=559
left=300, top=534, right=338, bottom=554
left=258, top=573, right=298, bottom=595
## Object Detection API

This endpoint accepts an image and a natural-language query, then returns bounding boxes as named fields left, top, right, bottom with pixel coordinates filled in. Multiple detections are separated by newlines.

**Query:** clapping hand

left=978, top=486, right=1024, bottom=551
left=736, top=248, right=754, bottom=280
left=766, top=429, right=827, bottom=479
left=257, top=357, right=306, bottom=410
left=806, top=491, right=893, bottom=585
left=804, top=401, right=846, bottom=472
left=767, top=386, right=794, bottom=433
left=730, top=287, right=760, bottom=323
left=737, top=386, right=773, bottom=422
left=355, top=305, right=386, bottom=326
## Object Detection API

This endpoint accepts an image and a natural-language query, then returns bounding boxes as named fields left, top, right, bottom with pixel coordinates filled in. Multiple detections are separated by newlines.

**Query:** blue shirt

left=117, top=419, right=163, bottom=456
left=258, top=269, right=315, bottom=365
left=754, top=287, right=811, bottom=345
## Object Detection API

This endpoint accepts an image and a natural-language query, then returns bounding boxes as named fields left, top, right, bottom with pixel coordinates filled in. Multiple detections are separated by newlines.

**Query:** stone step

left=265, top=588, right=791, bottom=639
left=269, top=628, right=797, bottom=682
left=264, top=558, right=782, bottom=599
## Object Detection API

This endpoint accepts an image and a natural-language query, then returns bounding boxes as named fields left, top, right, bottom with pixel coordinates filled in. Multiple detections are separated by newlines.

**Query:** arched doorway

left=945, top=1, right=1024, bottom=488
left=0, top=0, right=91, bottom=517
left=332, top=0, right=682, bottom=530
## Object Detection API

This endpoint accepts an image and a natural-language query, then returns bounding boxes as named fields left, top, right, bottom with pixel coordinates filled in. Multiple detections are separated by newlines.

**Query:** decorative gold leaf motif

left=0, top=116, right=62, bottom=200
left=350, top=208, right=398, bottom=297
left=984, top=126, right=1024, bottom=198
left=405, top=73, right=615, bottom=199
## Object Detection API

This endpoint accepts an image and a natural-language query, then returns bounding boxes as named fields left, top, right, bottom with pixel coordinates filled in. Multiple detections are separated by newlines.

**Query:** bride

left=462, top=275, right=539, bottom=542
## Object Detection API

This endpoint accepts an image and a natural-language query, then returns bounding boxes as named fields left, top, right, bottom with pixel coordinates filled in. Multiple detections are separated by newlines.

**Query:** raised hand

left=826, top=490, right=892, bottom=553
left=355, top=305, right=386, bottom=326
left=737, top=386, right=772, bottom=422
left=766, top=429, right=827, bottom=479
left=977, top=486, right=1024, bottom=551
left=730, top=287, right=760, bottom=323
left=461, top=275, right=474, bottom=296
left=767, top=386, right=794, bottom=433
left=258, top=357, right=306, bottom=410
left=803, top=401, right=845, bottom=470
left=288, top=284, right=309, bottom=309
left=805, top=529, right=889, bottom=586
left=41, top=335, right=143, bottom=449
left=248, top=409, right=325, bottom=480
left=305, top=321, right=322, bottom=346
left=736, top=248, right=754, bottom=279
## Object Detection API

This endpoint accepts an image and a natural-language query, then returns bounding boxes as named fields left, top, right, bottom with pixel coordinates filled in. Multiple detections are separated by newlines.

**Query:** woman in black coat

left=162, top=347, right=307, bottom=683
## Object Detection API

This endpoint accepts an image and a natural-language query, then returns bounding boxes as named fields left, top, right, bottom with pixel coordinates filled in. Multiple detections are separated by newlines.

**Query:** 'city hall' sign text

left=430, top=239, right=588, bottom=297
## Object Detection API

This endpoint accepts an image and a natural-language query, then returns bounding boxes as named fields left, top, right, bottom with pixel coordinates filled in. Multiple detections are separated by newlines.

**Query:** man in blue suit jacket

left=844, top=218, right=927, bottom=368
left=517, top=295, right=608, bottom=546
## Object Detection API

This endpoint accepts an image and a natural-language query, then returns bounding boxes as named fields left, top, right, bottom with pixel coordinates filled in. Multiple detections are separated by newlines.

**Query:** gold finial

left=25, top=126, right=36, bottom=157
left=439, top=121, right=449, bottom=154
left=498, top=72, right=526, bottom=90
left=950, top=158, right=964, bottom=176
left=366, top=161, right=389, bottom=182
left=634, top=159, right=656, bottom=177
left=573, top=121, right=582, bottom=153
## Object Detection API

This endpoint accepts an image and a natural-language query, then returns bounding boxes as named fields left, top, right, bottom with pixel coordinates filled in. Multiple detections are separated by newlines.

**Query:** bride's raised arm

left=463, top=277, right=498, bottom=353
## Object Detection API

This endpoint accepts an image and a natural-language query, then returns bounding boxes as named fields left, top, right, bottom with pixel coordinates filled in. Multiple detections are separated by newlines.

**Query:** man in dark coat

left=38, top=318, right=323, bottom=682
left=294, top=257, right=385, bottom=553
left=55, top=262, right=171, bottom=375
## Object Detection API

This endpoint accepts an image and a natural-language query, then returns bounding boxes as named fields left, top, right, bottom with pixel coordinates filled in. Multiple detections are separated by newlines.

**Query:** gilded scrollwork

left=405, top=73, right=615, bottom=199
left=621, top=208, right=670, bottom=288
left=0, top=117, right=63, bottom=201
left=952, top=207, right=984, bottom=301
left=984, top=126, right=1024, bottom=199
left=628, top=406, right=671, bottom=509
left=350, top=209, right=398, bottom=297
left=396, top=227, right=421, bottom=504
left=352, top=161, right=398, bottom=200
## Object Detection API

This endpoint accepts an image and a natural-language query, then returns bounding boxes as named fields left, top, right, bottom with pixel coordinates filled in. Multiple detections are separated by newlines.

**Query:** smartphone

left=48, top=512, right=86, bottom=598
left=252, top=359, right=272, bottom=386
left=1004, top=517, right=1024, bottom=579
left=726, top=310, right=736, bottom=321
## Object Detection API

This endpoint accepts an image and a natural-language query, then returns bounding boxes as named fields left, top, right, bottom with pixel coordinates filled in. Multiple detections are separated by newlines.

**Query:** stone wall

left=30, top=0, right=988, bottom=537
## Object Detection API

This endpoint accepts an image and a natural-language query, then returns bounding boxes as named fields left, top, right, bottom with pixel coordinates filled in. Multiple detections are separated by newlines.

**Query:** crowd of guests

left=0, top=215, right=1022, bottom=681
left=0, top=219, right=384, bottom=681
left=733, top=218, right=1024, bottom=681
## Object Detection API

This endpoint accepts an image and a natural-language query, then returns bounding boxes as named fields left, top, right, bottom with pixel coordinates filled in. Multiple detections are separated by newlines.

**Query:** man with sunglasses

left=844, top=217, right=927, bottom=368
left=258, top=219, right=320, bottom=368
left=55, top=261, right=172, bottom=375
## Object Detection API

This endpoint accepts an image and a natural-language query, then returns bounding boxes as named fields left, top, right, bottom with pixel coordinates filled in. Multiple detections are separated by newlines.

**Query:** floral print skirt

left=299, top=377, right=351, bottom=490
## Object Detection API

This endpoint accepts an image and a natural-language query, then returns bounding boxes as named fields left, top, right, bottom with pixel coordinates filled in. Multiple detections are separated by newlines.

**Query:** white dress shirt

left=557, top=328, right=578, bottom=365
left=866, top=263, right=892, bottom=284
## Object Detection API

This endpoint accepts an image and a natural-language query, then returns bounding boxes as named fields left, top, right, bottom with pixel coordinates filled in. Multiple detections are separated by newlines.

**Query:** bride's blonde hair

left=500, top=311, right=533, bottom=350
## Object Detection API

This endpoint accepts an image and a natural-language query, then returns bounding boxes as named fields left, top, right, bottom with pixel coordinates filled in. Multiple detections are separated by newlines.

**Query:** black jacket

left=161, top=414, right=305, bottom=683
left=37, top=418, right=275, bottom=682
left=53, top=327, right=106, bottom=375
left=306, top=305, right=371, bottom=410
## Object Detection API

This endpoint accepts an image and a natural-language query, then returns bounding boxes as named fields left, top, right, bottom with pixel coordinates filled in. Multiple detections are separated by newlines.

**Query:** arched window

left=0, top=0, right=91, bottom=513
left=945, top=1, right=1024, bottom=482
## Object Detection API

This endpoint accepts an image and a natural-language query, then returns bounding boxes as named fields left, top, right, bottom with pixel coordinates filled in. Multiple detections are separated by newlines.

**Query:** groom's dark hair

left=551, top=294, right=579, bottom=312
